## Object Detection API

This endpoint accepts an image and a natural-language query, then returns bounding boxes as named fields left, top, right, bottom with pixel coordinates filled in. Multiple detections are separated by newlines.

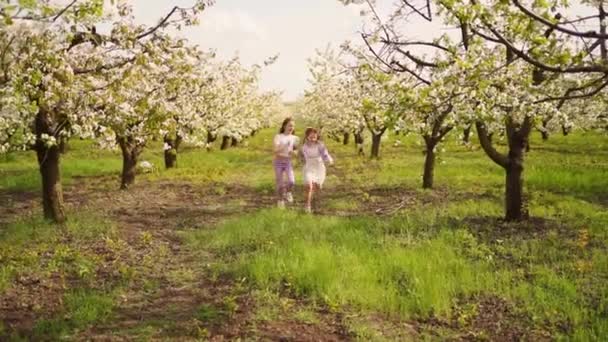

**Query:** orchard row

left=0, top=1, right=283, bottom=222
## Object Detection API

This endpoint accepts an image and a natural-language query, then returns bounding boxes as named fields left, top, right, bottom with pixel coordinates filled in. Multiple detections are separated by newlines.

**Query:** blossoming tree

left=0, top=0, right=208, bottom=221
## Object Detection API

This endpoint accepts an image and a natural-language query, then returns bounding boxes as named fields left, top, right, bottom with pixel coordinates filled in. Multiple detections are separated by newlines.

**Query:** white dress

left=273, top=133, right=299, bottom=158
left=301, top=142, right=333, bottom=187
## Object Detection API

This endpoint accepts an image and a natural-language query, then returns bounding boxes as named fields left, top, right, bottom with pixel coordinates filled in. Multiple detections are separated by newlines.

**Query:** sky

left=129, top=1, right=599, bottom=102
left=131, top=0, right=370, bottom=102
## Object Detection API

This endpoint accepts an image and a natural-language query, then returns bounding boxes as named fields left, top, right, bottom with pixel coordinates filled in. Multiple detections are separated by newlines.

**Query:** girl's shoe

left=277, top=200, right=285, bottom=209
left=304, top=205, right=312, bottom=214
left=285, top=192, right=294, bottom=203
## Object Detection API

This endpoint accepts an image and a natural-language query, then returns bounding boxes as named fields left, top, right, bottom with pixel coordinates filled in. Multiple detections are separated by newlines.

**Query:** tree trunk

left=463, top=125, right=472, bottom=144
left=251, top=130, right=257, bottom=137
left=35, top=111, right=66, bottom=223
left=220, top=136, right=230, bottom=150
left=505, top=120, right=528, bottom=221
left=163, top=135, right=181, bottom=169
left=118, top=137, right=141, bottom=190
left=37, top=146, right=66, bottom=223
left=562, top=124, right=570, bottom=136
left=423, top=137, right=436, bottom=189
left=231, top=137, right=238, bottom=147
left=207, top=132, right=217, bottom=143
left=370, top=133, right=382, bottom=158
left=541, top=120, right=550, bottom=141
left=58, top=138, right=69, bottom=154
left=354, top=132, right=364, bottom=156
left=541, top=130, right=549, bottom=141
left=476, top=118, right=531, bottom=222
left=206, top=132, right=216, bottom=151
left=505, top=156, right=525, bottom=221
left=343, top=133, right=350, bottom=145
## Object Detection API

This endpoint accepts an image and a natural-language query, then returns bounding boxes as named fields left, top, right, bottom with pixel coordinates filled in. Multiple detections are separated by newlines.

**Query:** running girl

left=273, top=118, right=299, bottom=208
left=299, top=127, right=333, bottom=213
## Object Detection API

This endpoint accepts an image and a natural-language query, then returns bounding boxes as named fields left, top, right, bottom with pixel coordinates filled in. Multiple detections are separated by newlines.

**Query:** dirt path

left=1, top=176, right=357, bottom=340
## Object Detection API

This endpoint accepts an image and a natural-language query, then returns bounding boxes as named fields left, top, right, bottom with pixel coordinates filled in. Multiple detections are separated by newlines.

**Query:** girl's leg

left=274, top=162, right=286, bottom=202
left=286, top=163, right=295, bottom=194
left=305, top=182, right=314, bottom=212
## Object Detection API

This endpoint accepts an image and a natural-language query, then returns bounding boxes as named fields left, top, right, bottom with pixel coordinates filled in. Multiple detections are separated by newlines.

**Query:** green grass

left=191, top=210, right=500, bottom=317
left=32, top=289, right=115, bottom=340
left=1, top=127, right=606, bottom=340
left=0, top=140, right=124, bottom=191
left=195, top=304, right=224, bottom=323
left=189, top=201, right=607, bottom=339
left=0, top=212, right=115, bottom=294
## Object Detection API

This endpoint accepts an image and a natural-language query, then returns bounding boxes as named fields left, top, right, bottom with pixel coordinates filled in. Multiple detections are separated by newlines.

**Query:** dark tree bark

left=476, top=117, right=532, bottom=221
left=163, top=134, right=182, bottom=169
left=541, top=130, right=550, bottom=141
left=541, top=119, right=550, bottom=141
left=420, top=106, right=453, bottom=189
left=505, top=146, right=525, bottom=221
left=231, top=137, right=239, bottom=147
left=58, top=138, right=69, bottom=154
left=354, top=132, right=364, bottom=156
left=206, top=132, right=217, bottom=151
left=422, top=126, right=453, bottom=189
left=35, top=110, right=66, bottom=223
left=463, top=125, right=472, bottom=143
left=220, top=136, right=230, bottom=150
left=118, top=136, right=143, bottom=190
left=422, top=136, right=436, bottom=189
left=370, top=133, right=383, bottom=158
left=343, top=132, right=350, bottom=145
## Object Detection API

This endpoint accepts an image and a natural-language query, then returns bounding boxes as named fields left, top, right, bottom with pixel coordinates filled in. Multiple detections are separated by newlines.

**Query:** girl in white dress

left=299, top=127, right=334, bottom=213
left=273, top=118, right=299, bottom=208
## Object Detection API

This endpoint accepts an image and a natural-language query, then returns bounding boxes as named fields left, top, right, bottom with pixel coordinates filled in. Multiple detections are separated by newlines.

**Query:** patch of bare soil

left=417, top=295, right=551, bottom=341
left=461, top=216, right=576, bottom=242
left=0, top=190, right=39, bottom=227
left=312, top=184, right=428, bottom=217
left=255, top=319, right=349, bottom=342
left=0, top=274, right=66, bottom=334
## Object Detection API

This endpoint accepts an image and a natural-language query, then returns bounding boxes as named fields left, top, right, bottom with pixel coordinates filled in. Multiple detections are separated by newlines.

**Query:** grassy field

left=0, top=128, right=607, bottom=340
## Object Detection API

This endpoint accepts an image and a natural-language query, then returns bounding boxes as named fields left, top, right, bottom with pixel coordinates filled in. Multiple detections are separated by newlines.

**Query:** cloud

left=130, top=0, right=368, bottom=101
left=199, top=8, right=268, bottom=41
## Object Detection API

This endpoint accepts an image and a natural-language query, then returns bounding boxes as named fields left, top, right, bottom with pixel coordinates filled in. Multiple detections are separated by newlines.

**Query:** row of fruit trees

left=0, top=0, right=284, bottom=223
left=299, top=0, right=608, bottom=221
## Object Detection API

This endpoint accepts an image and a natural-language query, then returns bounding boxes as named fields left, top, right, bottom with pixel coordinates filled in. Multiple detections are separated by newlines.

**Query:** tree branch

left=53, top=0, right=77, bottom=22
left=476, top=121, right=509, bottom=168
left=400, top=0, right=432, bottom=22
left=483, top=23, right=606, bottom=73
left=73, top=56, right=136, bottom=74
left=390, top=60, right=431, bottom=84
left=394, top=47, right=441, bottom=67
left=511, top=0, right=608, bottom=39
left=136, top=6, right=181, bottom=40
left=534, top=77, right=608, bottom=103
left=380, top=39, right=451, bottom=53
